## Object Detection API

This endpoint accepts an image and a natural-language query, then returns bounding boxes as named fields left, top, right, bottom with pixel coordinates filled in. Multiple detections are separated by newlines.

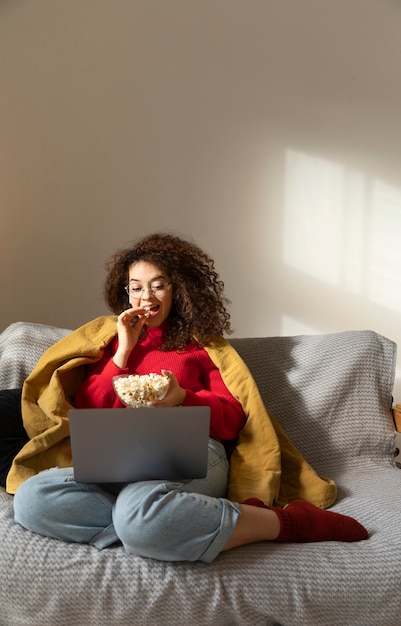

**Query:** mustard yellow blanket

left=6, top=316, right=337, bottom=508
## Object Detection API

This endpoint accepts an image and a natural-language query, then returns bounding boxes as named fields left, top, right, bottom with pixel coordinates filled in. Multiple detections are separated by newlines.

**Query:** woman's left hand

left=147, top=370, right=186, bottom=407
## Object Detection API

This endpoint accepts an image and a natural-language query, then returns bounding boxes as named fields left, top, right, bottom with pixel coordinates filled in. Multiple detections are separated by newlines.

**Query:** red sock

left=242, top=498, right=368, bottom=543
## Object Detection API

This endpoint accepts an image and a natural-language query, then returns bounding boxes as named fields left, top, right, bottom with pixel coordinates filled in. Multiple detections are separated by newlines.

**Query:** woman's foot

left=242, top=498, right=368, bottom=543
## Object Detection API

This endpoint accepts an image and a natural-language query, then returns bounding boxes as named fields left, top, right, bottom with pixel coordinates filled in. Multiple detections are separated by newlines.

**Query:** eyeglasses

left=124, top=281, right=171, bottom=299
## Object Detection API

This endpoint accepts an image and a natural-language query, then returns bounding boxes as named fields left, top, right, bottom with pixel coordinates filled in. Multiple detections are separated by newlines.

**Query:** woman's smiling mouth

left=143, top=305, right=160, bottom=318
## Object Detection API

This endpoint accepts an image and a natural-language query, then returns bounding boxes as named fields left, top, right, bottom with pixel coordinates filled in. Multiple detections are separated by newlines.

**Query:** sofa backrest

left=0, top=322, right=396, bottom=475
left=0, top=322, right=71, bottom=389
left=230, top=330, right=396, bottom=474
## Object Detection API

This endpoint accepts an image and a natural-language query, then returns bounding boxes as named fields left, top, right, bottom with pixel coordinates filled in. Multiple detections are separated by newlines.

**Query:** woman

left=12, top=233, right=367, bottom=562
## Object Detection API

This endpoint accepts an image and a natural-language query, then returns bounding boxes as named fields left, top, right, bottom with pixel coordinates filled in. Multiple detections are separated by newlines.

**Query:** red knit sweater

left=74, top=326, right=246, bottom=441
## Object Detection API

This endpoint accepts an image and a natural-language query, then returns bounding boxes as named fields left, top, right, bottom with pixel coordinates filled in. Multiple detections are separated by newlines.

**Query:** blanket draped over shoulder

left=6, top=316, right=337, bottom=508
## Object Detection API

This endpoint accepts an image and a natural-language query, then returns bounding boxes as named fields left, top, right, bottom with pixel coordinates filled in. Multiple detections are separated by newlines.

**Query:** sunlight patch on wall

left=369, top=180, right=401, bottom=311
left=284, top=149, right=401, bottom=311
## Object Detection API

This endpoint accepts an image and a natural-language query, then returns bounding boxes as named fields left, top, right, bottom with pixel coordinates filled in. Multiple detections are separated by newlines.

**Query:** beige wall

left=2, top=0, right=401, bottom=395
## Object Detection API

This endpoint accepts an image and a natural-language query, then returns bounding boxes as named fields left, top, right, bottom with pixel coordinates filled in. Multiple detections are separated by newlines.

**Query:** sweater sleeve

left=74, top=339, right=127, bottom=408
left=182, top=362, right=246, bottom=441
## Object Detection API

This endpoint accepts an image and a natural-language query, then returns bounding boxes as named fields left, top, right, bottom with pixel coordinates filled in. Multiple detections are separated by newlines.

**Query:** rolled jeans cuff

left=198, top=500, right=241, bottom=563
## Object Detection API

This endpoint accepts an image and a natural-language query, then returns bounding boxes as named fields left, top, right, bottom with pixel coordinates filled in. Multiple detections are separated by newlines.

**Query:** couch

left=0, top=321, right=400, bottom=626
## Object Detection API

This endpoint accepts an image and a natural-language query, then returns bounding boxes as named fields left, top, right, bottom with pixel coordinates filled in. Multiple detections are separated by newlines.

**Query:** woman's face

left=127, top=261, right=173, bottom=327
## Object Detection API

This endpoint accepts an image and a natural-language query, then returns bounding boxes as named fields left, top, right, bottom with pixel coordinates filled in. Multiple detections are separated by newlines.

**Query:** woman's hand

left=148, top=370, right=187, bottom=408
left=113, top=307, right=150, bottom=369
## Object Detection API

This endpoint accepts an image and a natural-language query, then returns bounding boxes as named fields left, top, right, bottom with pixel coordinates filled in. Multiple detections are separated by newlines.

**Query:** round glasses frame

left=124, top=281, right=171, bottom=299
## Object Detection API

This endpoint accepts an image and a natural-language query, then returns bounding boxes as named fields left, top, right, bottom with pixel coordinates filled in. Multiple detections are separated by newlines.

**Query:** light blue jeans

left=13, top=438, right=241, bottom=563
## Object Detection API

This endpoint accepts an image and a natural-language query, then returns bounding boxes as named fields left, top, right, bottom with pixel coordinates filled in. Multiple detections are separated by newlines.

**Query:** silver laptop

left=68, top=407, right=210, bottom=483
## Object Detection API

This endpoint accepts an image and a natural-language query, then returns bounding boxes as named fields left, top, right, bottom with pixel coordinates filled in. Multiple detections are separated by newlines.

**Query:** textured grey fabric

left=0, top=323, right=399, bottom=626
left=0, top=322, right=71, bottom=389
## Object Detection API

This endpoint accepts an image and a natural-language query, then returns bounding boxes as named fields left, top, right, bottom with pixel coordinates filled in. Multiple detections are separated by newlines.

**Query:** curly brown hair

left=103, top=232, right=232, bottom=350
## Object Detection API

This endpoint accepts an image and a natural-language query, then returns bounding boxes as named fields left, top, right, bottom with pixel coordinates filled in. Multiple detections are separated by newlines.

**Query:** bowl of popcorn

left=112, top=373, right=170, bottom=408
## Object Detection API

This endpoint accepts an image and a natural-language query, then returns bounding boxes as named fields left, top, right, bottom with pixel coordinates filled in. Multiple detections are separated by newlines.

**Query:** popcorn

left=113, top=373, right=169, bottom=407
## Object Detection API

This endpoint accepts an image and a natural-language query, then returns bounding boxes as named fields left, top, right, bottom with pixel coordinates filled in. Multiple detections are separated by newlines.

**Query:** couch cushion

left=229, top=330, right=397, bottom=475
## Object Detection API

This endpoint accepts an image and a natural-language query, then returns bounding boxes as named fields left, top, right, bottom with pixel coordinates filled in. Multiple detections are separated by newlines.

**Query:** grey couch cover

left=0, top=321, right=399, bottom=626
